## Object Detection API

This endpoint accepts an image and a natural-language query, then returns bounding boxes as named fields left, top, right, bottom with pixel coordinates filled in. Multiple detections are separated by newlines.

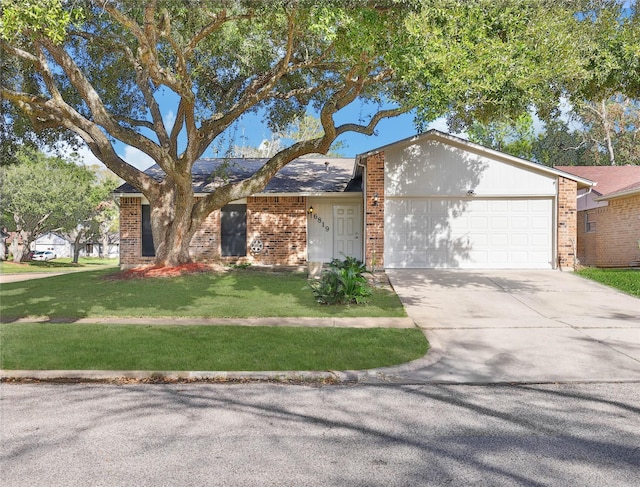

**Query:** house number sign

left=312, top=213, right=330, bottom=232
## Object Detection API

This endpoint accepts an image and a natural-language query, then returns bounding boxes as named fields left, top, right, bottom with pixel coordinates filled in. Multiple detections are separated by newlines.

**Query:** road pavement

left=1, top=382, right=639, bottom=486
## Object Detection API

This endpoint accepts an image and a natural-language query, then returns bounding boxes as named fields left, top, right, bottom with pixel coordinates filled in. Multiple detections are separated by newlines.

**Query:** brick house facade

left=117, top=131, right=590, bottom=270
left=120, top=195, right=310, bottom=268
left=577, top=193, right=640, bottom=267
left=557, top=166, right=640, bottom=268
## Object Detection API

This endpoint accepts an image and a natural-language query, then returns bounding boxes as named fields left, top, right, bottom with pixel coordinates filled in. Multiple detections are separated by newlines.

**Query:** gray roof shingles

left=115, top=157, right=359, bottom=194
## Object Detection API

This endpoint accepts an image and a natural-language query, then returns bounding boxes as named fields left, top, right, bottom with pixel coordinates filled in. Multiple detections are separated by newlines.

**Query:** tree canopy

left=0, top=148, right=114, bottom=262
left=1, top=0, right=637, bottom=266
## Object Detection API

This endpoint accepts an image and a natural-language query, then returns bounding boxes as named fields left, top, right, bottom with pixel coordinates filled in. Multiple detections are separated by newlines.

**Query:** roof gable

left=357, top=129, right=594, bottom=189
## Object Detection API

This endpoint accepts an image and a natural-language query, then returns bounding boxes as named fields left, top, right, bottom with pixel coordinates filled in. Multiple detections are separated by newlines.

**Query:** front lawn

left=0, top=267, right=423, bottom=373
left=0, top=268, right=406, bottom=320
left=0, top=258, right=118, bottom=274
left=576, top=267, right=640, bottom=297
left=0, top=323, right=427, bottom=371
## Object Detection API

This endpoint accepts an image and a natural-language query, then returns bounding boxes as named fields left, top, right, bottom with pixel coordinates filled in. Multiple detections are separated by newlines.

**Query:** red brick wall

left=119, top=196, right=308, bottom=268
left=246, top=196, right=308, bottom=266
left=119, top=197, right=155, bottom=268
left=557, top=177, right=578, bottom=269
left=190, top=209, right=220, bottom=262
left=364, top=152, right=385, bottom=269
left=577, top=195, right=640, bottom=267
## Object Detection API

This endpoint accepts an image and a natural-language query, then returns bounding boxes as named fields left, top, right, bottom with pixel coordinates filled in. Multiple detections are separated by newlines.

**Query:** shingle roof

left=115, top=157, right=359, bottom=194
left=555, top=165, right=640, bottom=197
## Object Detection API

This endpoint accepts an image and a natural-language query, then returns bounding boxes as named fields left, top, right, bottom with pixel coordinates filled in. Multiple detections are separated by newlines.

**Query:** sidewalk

left=3, top=316, right=416, bottom=328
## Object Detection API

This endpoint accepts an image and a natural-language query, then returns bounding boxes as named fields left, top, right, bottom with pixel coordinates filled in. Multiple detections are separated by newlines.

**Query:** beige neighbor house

left=555, top=165, right=640, bottom=268
left=115, top=130, right=593, bottom=270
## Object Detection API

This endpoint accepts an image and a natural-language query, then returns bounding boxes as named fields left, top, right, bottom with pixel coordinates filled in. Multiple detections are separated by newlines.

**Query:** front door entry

left=333, top=205, right=362, bottom=261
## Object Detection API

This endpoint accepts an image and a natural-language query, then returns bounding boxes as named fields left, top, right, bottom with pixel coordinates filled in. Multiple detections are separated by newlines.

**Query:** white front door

left=333, top=205, right=362, bottom=261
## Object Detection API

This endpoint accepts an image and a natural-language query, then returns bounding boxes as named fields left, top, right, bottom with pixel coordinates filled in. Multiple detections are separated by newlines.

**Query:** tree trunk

left=11, top=230, right=30, bottom=263
left=150, top=184, right=200, bottom=267
left=72, top=236, right=82, bottom=264
left=601, top=99, right=616, bottom=165
left=100, top=233, right=109, bottom=259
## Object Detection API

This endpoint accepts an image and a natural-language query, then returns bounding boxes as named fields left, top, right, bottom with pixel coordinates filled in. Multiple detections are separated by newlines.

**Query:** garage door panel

left=385, top=197, right=553, bottom=269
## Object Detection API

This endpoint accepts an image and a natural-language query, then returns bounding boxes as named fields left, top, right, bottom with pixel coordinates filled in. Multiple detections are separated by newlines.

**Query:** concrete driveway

left=386, top=269, right=640, bottom=384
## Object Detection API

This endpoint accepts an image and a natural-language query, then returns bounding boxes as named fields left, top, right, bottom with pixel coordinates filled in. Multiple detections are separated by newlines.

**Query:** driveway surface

left=385, top=269, right=640, bottom=384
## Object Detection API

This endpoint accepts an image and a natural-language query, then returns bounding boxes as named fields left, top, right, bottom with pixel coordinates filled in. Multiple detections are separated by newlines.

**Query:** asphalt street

left=1, top=382, right=639, bottom=486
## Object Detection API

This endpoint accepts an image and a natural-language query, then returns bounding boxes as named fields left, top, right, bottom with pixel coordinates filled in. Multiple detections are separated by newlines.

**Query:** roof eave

left=593, top=187, right=640, bottom=201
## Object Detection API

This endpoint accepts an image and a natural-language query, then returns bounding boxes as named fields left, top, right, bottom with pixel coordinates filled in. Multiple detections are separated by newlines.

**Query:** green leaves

left=0, top=0, right=83, bottom=44
left=311, top=257, right=372, bottom=305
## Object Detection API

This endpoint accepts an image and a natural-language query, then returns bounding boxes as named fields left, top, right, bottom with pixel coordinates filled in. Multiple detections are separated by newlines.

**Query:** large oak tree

left=2, top=0, right=634, bottom=266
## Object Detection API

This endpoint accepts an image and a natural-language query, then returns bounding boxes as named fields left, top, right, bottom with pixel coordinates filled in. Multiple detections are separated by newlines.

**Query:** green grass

left=0, top=258, right=118, bottom=274
left=0, top=268, right=406, bottom=320
left=576, top=267, right=640, bottom=297
left=0, top=323, right=428, bottom=371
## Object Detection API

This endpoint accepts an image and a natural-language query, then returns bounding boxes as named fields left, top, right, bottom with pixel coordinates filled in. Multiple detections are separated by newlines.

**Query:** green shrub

left=311, top=257, right=372, bottom=305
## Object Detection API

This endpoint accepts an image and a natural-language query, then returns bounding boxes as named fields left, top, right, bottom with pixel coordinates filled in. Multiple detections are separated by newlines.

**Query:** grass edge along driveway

left=576, top=267, right=640, bottom=297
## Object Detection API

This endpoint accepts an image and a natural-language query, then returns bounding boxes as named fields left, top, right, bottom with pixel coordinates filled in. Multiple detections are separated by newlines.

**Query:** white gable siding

left=385, top=139, right=556, bottom=197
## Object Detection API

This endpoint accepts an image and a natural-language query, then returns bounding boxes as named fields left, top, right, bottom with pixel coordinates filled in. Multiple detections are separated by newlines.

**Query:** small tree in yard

left=1, top=0, right=636, bottom=267
left=56, top=178, right=118, bottom=263
left=0, top=148, right=113, bottom=262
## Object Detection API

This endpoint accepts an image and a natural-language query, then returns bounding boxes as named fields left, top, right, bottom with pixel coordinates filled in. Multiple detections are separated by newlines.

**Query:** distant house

left=556, top=166, right=640, bottom=267
left=115, top=130, right=593, bottom=270
left=32, top=232, right=120, bottom=259
left=32, top=232, right=70, bottom=257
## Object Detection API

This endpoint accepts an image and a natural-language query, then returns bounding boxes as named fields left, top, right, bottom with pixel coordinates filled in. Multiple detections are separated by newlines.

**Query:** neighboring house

left=555, top=166, right=640, bottom=267
left=32, top=232, right=70, bottom=257
left=32, top=232, right=120, bottom=259
left=115, top=130, right=592, bottom=270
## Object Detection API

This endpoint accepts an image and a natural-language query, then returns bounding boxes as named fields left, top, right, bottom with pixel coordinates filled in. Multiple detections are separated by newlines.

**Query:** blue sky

left=73, top=95, right=452, bottom=171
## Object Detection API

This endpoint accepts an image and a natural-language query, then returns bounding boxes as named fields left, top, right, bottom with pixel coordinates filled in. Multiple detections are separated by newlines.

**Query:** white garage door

left=385, top=198, right=553, bottom=269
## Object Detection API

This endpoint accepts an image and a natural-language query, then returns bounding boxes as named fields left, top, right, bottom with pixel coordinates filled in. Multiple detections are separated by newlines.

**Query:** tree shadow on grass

left=0, top=268, right=404, bottom=322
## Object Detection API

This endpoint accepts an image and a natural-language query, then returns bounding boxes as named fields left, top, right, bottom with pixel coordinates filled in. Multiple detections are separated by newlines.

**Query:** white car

left=32, top=251, right=56, bottom=261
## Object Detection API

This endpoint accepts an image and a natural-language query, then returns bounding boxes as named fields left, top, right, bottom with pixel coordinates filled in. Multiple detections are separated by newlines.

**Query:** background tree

left=467, top=113, right=536, bottom=160
left=532, top=119, right=587, bottom=167
left=0, top=148, right=102, bottom=262
left=55, top=176, right=118, bottom=263
left=1, top=0, right=636, bottom=266
left=477, top=95, right=640, bottom=167
left=571, top=95, right=639, bottom=165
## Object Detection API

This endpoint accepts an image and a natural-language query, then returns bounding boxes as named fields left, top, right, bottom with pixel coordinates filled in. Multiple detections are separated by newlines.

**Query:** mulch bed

left=106, top=263, right=220, bottom=280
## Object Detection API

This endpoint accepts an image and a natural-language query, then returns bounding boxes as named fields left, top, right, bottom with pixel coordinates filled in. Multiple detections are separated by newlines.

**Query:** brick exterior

left=363, top=152, right=385, bottom=270
left=119, top=196, right=308, bottom=268
left=557, top=177, right=578, bottom=269
left=576, top=194, right=640, bottom=267
left=119, top=197, right=155, bottom=268
left=246, top=196, right=308, bottom=266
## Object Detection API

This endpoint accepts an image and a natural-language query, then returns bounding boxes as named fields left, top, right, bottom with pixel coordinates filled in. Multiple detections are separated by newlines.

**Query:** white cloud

left=45, top=139, right=104, bottom=167
left=163, top=110, right=176, bottom=131
left=119, top=145, right=155, bottom=170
